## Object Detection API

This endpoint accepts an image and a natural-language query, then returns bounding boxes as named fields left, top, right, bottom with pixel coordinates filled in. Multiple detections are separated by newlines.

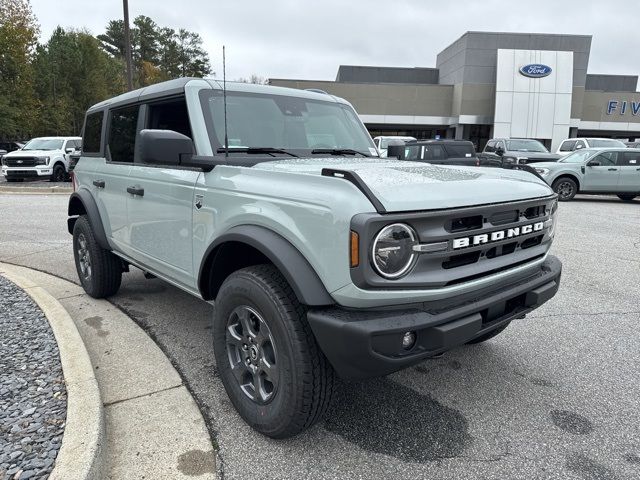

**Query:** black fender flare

left=198, top=225, right=335, bottom=306
left=67, top=189, right=110, bottom=250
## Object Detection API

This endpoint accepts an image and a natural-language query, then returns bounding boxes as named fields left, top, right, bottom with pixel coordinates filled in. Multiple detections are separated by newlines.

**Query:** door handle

left=607, top=168, right=617, bottom=171
left=636, top=168, right=640, bottom=171
left=127, top=185, right=144, bottom=197
left=92, top=179, right=105, bottom=188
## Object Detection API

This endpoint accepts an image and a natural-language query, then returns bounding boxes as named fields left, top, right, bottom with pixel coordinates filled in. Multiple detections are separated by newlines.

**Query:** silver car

left=533, top=148, right=640, bottom=201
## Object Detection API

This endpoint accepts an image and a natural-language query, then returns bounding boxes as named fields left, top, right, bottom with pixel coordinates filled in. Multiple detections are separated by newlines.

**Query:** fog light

left=402, top=331, right=416, bottom=350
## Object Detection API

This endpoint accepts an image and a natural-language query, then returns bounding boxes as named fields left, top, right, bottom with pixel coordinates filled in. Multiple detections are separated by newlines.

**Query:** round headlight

left=372, top=223, right=418, bottom=279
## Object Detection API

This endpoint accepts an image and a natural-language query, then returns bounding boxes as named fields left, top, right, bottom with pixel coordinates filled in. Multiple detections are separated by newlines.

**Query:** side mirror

left=0, top=149, right=7, bottom=155
left=587, top=160, right=601, bottom=167
left=387, top=144, right=406, bottom=159
left=138, top=129, right=195, bottom=167
left=65, top=148, right=74, bottom=154
left=495, top=147, right=505, bottom=156
left=575, top=145, right=583, bottom=150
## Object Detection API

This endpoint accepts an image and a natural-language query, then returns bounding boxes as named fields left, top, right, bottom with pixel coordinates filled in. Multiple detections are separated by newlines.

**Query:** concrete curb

left=0, top=185, right=72, bottom=194
left=0, top=263, right=104, bottom=480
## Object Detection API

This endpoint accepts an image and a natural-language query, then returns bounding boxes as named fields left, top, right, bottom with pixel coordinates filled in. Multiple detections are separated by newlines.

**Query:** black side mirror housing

left=495, top=147, right=505, bottom=156
left=587, top=160, right=601, bottom=167
left=138, top=129, right=195, bottom=167
left=387, top=144, right=406, bottom=159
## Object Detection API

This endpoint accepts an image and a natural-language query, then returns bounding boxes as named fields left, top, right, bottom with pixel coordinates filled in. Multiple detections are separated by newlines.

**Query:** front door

left=582, top=151, right=620, bottom=191
left=618, top=150, right=640, bottom=192
left=125, top=98, right=200, bottom=289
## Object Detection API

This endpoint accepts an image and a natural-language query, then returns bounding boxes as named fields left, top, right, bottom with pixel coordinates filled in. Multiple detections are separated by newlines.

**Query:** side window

left=147, top=98, right=192, bottom=138
left=427, top=145, right=445, bottom=159
left=64, top=140, right=77, bottom=151
left=496, top=141, right=504, bottom=151
left=107, top=105, right=139, bottom=163
left=621, top=152, right=640, bottom=166
left=373, top=138, right=380, bottom=148
left=82, top=112, right=103, bottom=154
left=484, top=141, right=495, bottom=153
left=559, top=140, right=576, bottom=152
left=575, top=140, right=586, bottom=150
left=591, top=151, right=616, bottom=166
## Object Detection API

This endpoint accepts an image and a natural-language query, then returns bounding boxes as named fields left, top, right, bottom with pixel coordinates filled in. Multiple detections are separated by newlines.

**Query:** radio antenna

left=223, top=45, right=229, bottom=158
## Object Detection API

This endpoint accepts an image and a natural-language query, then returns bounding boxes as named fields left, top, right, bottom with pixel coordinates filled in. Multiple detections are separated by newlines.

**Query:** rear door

left=582, top=151, right=620, bottom=191
left=618, top=150, right=640, bottom=191
left=125, top=97, right=200, bottom=288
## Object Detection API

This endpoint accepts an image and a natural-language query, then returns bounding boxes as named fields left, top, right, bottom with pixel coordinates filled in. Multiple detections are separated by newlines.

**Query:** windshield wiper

left=216, top=147, right=298, bottom=157
left=311, top=148, right=370, bottom=157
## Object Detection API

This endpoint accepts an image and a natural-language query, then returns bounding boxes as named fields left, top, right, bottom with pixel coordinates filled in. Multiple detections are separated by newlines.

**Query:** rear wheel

left=466, top=321, right=511, bottom=344
left=51, top=164, right=66, bottom=182
left=552, top=177, right=578, bottom=201
left=617, top=194, right=637, bottom=202
left=73, top=215, right=122, bottom=298
left=213, top=264, right=337, bottom=438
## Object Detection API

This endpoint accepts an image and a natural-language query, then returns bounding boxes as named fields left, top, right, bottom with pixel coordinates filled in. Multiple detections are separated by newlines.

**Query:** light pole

left=123, top=0, right=134, bottom=91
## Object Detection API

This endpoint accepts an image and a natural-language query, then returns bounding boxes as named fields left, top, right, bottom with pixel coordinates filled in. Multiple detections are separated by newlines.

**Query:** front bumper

left=2, top=167, right=52, bottom=178
left=307, top=255, right=562, bottom=379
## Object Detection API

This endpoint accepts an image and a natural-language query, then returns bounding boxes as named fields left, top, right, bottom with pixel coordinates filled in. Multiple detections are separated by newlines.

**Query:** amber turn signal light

left=350, top=231, right=359, bottom=267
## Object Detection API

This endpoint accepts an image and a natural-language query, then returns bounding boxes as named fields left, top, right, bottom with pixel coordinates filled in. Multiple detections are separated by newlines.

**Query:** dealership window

left=82, top=112, right=103, bottom=153
left=107, top=105, right=140, bottom=163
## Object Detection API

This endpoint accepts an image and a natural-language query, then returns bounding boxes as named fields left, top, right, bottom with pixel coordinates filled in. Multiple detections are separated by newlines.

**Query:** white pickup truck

left=1, top=136, right=81, bottom=182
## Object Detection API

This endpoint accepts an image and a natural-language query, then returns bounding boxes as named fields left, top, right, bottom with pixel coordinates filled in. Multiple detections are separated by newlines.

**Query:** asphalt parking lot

left=0, top=192, right=638, bottom=479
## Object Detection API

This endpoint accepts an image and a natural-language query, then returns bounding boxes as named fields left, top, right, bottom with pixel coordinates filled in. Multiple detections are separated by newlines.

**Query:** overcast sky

left=31, top=0, right=639, bottom=86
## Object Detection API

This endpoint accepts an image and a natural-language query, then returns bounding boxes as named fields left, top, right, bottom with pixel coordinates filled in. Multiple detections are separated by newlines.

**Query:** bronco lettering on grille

left=452, top=221, right=544, bottom=249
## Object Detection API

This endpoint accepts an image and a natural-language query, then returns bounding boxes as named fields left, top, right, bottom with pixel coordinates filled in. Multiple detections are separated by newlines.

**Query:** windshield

left=22, top=138, right=64, bottom=151
left=559, top=150, right=594, bottom=164
left=505, top=139, right=548, bottom=153
left=200, top=90, right=376, bottom=156
left=589, top=139, right=625, bottom=148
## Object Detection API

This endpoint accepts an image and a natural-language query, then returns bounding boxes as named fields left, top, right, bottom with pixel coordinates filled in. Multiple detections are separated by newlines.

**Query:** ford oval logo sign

left=519, top=64, right=552, bottom=78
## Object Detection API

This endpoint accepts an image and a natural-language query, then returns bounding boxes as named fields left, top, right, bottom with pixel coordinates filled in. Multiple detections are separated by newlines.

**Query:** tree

left=33, top=27, right=124, bottom=136
left=236, top=74, right=269, bottom=85
left=0, top=0, right=39, bottom=139
left=97, top=16, right=211, bottom=87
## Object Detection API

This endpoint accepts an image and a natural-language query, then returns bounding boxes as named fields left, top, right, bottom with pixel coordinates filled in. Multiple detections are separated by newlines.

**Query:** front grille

left=350, top=195, right=557, bottom=290
left=4, top=157, right=36, bottom=167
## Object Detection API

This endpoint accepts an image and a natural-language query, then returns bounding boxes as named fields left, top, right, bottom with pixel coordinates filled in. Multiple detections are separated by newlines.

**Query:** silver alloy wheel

left=226, top=305, right=278, bottom=404
left=556, top=180, right=575, bottom=200
left=77, top=233, right=92, bottom=279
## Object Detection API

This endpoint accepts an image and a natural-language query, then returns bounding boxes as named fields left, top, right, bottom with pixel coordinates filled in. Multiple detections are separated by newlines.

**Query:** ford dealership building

left=270, top=31, right=640, bottom=151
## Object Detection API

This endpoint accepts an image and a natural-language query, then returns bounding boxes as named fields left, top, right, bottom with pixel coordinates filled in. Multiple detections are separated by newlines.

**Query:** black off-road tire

left=72, top=215, right=122, bottom=298
left=213, top=264, right=337, bottom=438
left=552, top=177, right=578, bottom=201
left=466, top=321, right=511, bottom=344
left=51, top=164, right=66, bottom=182
left=617, top=194, right=637, bottom=202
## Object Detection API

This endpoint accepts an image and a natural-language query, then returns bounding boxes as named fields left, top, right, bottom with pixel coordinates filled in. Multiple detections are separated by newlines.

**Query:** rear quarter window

left=82, top=112, right=104, bottom=154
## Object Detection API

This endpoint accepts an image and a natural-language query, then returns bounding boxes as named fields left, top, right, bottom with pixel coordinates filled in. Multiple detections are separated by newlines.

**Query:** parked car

left=373, top=136, right=416, bottom=157
left=68, top=78, right=561, bottom=438
left=479, top=138, right=561, bottom=168
left=1, top=136, right=81, bottom=182
left=389, top=139, right=479, bottom=166
left=533, top=148, right=640, bottom=201
left=0, top=141, right=25, bottom=153
left=556, top=137, right=626, bottom=155
left=625, top=141, right=640, bottom=148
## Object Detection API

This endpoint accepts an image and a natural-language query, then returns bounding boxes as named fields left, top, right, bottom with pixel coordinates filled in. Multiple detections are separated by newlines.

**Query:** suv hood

left=253, top=158, right=552, bottom=212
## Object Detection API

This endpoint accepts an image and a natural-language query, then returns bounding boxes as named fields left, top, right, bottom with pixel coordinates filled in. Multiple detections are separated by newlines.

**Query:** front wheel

left=617, top=194, right=637, bottom=202
left=51, top=164, right=66, bottom=182
left=73, top=215, right=122, bottom=298
left=213, top=265, right=337, bottom=438
left=552, top=177, right=578, bottom=201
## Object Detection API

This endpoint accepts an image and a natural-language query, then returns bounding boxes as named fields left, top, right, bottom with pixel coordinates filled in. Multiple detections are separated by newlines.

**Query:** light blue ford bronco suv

left=68, top=78, right=562, bottom=438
